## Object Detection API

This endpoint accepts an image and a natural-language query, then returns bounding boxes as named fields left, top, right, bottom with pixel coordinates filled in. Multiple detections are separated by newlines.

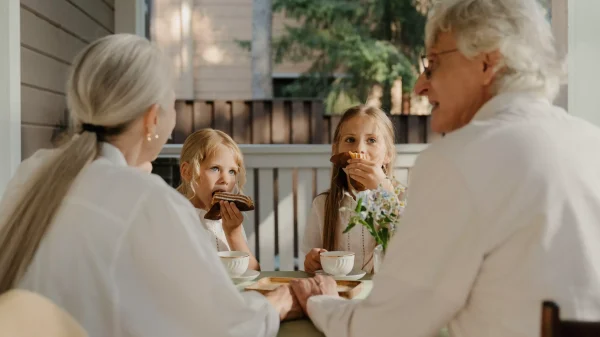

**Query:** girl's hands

left=346, top=158, right=392, bottom=191
left=220, top=201, right=244, bottom=235
left=303, top=248, right=327, bottom=274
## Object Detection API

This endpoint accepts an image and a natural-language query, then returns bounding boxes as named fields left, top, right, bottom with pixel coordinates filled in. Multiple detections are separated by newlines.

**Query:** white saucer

left=232, top=270, right=260, bottom=283
left=315, top=269, right=366, bottom=281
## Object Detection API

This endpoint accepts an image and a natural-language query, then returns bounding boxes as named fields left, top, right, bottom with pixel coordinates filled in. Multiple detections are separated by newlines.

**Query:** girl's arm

left=225, top=228, right=260, bottom=271
left=220, top=201, right=260, bottom=271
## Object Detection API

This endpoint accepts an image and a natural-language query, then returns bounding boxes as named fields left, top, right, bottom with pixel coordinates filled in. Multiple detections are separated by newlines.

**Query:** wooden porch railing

left=172, top=99, right=437, bottom=144
left=157, top=143, right=427, bottom=271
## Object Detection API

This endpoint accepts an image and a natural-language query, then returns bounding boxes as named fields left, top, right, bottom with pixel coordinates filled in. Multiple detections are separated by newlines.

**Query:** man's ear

left=482, top=50, right=502, bottom=86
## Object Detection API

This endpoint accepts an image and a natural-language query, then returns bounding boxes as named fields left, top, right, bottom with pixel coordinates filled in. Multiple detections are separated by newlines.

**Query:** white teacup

left=218, top=251, right=249, bottom=277
left=320, top=251, right=355, bottom=276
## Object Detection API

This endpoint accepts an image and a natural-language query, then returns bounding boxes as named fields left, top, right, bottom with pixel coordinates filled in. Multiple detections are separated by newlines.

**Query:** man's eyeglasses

left=420, top=49, right=459, bottom=79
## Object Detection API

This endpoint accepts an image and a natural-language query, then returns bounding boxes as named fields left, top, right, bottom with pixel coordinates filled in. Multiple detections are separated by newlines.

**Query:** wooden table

left=236, top=271, right=373, bottom=337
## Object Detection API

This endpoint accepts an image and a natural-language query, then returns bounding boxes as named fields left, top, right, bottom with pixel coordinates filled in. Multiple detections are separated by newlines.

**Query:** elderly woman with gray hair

left=0, top=34, right=302, bottom=337
left=290, top=0, right=600, bottom=336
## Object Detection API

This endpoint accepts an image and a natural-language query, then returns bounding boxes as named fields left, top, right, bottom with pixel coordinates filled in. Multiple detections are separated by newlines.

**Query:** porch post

left=0, top=0, right=21, bottom=196
left=115, top=0, right=146, bottom=36
left=567, top=0, right=600, bottom=126
left=551, top=0, right=568, bottom=110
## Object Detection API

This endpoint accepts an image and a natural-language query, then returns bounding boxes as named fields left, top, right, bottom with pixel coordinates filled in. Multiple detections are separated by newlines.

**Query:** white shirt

left=302, top=194, right=377, bottom=272
left=195, top=208, right=249, bottom=252
left=1, top=143, right=279, bottom=337
left=307, top=92, right=600, bottom=337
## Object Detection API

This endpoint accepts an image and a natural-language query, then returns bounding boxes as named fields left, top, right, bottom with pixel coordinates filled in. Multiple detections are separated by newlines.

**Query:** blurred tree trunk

left=381, top=0, right=393, bottom=112
left=252, top=0, right=273, bottom=99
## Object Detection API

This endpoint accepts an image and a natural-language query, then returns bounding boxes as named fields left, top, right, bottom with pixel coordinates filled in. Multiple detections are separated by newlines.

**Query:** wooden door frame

left=0, top=0, right=21, bottom=197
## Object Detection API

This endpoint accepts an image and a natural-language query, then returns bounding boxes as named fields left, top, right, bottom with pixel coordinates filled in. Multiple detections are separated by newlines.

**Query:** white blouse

left=195, top=208, right=249, bottom=252
left=307, top=92, right=600, bottom=337
left=302, top=193, right=377, bottom=272
left=1, top=143, right=278, bottom=337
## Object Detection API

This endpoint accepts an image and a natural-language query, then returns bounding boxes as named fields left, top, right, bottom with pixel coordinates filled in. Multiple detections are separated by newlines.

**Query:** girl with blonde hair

left=0, top=34, right=297, bottom=336
left=302, top=105, right=405, bottom=274
left=178, top=128, right=259, bottom=270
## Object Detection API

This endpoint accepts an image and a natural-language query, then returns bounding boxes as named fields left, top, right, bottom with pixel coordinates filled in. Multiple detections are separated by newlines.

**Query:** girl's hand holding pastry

left=346, top=158, right=392, bottom=191
left=220, top=201, right=244, bottom=235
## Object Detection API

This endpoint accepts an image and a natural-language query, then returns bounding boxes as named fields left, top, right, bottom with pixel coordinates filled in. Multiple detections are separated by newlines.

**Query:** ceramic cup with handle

left=320, top=251, right=355, bottom=276
left=218, top=251, right=249, bottom=277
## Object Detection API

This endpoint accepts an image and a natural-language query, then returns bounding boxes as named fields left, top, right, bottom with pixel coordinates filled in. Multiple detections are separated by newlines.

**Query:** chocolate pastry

left=329, top=151, right=367, bottom=191
left=204, top=191, right=255, bottom=220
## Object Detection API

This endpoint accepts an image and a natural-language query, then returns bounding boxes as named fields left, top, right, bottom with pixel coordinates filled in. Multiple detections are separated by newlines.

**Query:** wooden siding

left=153, top=0, right=319, bottom=100
left=20, top=0, right=114, bottom=159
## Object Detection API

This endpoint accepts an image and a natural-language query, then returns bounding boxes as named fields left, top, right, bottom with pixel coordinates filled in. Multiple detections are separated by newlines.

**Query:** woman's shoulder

left=2, top=148, right=61, bottom=199
left=0, top=149, right=58, bottom=215
left=120, top=174, right=201, bottom=234
left=13, top=149, right=57, bottom=181
left=82, top=160, right=194, bottom=214
left=137, top=173, right=192, bottom=207
left=88, top=160, right=167, bottom=189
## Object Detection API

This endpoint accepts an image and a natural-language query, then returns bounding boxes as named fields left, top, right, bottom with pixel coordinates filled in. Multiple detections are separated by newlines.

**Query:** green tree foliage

left=272, top=0, right=428, bottom=112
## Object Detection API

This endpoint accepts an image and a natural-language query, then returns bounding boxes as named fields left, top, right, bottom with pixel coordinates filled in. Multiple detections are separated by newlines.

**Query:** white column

left=115, top=0, right=146, bottom=36
left=151, top=0, right=194, bottom=99
left=568, top=0, right=600, bottom=126
left=0, top=0, right=21, bottom=196
left=178, top=0, right=195, bottom=100
left=551, top=0, right=568, bottom=110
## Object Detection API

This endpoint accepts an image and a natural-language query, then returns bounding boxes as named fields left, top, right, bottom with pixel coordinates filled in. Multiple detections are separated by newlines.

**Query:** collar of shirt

left=473, top=91, right=551, bottom=122
left=99, top=142, right=128, bottom=167
left=342, top=191, right=358, bottom=208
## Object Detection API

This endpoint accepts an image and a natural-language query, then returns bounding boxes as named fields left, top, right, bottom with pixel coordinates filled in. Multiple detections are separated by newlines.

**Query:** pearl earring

left=146, top=133, right=159, bottom=142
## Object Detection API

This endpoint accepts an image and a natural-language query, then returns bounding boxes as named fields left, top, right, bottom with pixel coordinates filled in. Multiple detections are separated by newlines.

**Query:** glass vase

left=373, top=244, right=385, bottom=274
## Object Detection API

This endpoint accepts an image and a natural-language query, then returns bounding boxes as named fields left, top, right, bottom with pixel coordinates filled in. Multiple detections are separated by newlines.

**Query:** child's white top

left=196, top=208, right=248, bottom=252
left=302, top=193, right=377, bottom=273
